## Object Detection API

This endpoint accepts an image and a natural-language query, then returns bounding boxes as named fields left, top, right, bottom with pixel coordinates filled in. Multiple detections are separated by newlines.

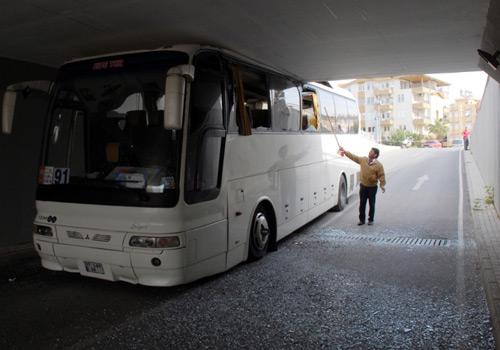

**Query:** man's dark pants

left=359, top=184, right=378, bottom=223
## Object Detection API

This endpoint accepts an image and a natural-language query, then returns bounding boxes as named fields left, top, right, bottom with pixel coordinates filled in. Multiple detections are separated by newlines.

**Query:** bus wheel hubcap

left=253, top=212, right=270, bottom=250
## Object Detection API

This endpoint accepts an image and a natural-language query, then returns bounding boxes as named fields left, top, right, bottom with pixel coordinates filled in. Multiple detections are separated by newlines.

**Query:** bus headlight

left=129, top=236, right=181, bottom=249
left=33, top=224, right=53, bottom=237
left=129, top=236, right=156, bottom=248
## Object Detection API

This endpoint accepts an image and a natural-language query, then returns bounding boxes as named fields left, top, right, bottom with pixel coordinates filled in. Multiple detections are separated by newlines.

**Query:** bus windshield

left=38, top=52, right=188, bottom=207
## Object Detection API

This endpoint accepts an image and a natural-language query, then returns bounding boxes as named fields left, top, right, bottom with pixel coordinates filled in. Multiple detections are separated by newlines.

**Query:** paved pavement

left=0, top=243, right=38, bottom=282
left=0, top=148, right=499, bottom=349
left=464, top=150, right=500, bottom=348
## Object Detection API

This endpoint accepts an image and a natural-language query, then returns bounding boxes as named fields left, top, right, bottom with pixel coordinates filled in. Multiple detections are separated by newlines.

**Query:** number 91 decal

left=40, top=166, right=70, bottom=185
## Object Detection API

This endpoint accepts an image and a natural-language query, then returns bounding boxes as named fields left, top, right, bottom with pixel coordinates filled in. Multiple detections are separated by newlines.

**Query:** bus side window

left=346, top=99, right=360, bottom=134
left=301, top=92, right=318, bottom=132
left=317, top=90, right=335, bottom=133
left=238, top=68, right=271, bottom=132
left=185, top=52, right=226, bottom=204
left=269, top=75, right=300, bottom=132
left=333, top=94, right=348, bottom=134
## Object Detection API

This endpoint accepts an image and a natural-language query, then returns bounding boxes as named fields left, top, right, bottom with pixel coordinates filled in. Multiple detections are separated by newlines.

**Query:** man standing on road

left=339, top=147, right=386, bottom=226
left=462, top=127, right=470, bottom=150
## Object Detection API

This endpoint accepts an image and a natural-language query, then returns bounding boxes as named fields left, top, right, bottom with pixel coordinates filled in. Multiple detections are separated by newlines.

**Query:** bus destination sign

left=92, top=59, right=124, bottom=70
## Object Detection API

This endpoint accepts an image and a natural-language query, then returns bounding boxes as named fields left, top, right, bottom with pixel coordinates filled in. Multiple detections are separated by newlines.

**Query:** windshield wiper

left=69, top=177, right=150, bottom=202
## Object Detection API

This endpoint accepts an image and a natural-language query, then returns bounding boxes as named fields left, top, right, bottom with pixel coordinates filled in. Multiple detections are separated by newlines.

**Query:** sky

left=427, top=71, right=487, bottom=99
left=331, top=71, right=488, bottom=100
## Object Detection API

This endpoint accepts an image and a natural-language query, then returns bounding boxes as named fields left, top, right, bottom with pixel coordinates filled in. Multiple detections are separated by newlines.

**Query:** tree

left=388, top=129, right=408, bottom=144
left=427, top=118, right=448, bottom=140
left=388, top=129, right=422, bottom=147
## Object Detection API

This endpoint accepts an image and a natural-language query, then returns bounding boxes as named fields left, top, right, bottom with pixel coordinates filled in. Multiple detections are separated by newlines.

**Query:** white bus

left=3, top=45, right=360, bottom=286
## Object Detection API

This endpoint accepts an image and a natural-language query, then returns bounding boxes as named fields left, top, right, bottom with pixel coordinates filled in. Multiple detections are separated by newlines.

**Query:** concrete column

left=0, top=57, right=55, bottom=247
left=471, top=77, right=500, bottom=216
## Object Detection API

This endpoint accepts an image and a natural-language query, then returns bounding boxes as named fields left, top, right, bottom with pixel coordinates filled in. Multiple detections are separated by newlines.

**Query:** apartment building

left=341, top=75, right=449, bottom=141
left=445, top=90, right=479, bottom=144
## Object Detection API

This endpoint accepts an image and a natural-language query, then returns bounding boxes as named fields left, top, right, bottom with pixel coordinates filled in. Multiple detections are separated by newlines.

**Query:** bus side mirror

left=2, top=80, right=52, bottom=134
left=164, top=64, right=195, bottom=130
left=2, top=90, right=17, bottom=134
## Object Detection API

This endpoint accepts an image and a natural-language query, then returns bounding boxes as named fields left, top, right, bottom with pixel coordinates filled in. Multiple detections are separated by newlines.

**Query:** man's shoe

left=358, top=221, right=365, bottom=226
left=367, top=221, right=374, bottom=226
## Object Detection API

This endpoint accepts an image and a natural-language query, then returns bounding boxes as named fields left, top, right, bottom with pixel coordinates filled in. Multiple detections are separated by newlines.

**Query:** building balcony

left=413, top=119, right=425, bottom=128
left=374, top=103, right=393, bottom=112
left=374, top=87, right=393, bottom=96
left=413, top=116, right=431, bottom=127
left=412, top=86, right=432, bottom=94
left=380, top=118, right=394, bottom=127
left=413, top=101, right=430, bottom=110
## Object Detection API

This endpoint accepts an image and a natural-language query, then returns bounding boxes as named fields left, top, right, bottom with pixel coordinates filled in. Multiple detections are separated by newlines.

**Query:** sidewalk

left=464, top=150, right=500, bottom=347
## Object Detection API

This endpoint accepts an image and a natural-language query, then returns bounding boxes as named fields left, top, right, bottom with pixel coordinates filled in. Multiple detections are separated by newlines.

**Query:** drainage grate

left=317, top=231, right=450, bottom=247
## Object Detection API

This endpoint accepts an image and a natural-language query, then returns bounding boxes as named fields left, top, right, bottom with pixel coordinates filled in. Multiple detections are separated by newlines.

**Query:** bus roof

left=63, top=44, right=302, bottom=82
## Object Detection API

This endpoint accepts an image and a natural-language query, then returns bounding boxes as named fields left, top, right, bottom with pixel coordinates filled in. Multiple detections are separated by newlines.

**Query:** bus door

left=183, top=52, right=229, bottom=267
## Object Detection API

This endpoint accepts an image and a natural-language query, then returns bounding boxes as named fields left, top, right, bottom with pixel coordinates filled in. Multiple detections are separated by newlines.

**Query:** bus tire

left=248, top=203, right=271, bottom=260
left=332, top=176, right=347, bottom=212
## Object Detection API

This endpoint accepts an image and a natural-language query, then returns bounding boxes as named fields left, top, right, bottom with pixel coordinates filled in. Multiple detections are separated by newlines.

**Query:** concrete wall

left=470, top=77, right=500, bottom=216
left=0, top=57, right=55, bottom=247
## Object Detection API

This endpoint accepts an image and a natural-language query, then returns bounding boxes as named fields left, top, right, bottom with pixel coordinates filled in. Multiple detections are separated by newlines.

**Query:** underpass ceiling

left=0, top=0, right=492, bottom=80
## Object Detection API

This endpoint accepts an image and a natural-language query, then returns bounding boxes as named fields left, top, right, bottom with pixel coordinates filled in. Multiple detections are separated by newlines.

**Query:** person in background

left=462, top=127, right=470, bottom=150
left=338, top=147, right=386, bottom=226
left=302, top=115, right=317, bottom=132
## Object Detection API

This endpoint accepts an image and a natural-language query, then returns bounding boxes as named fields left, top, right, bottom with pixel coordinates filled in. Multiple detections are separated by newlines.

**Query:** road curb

left=464, top=150, right=500, bottom=349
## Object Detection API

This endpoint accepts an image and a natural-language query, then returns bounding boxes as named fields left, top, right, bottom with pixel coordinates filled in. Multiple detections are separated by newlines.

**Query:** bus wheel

left=332, top=176, right=347, bottom=212
left=248, top=204, right=271, bottom=260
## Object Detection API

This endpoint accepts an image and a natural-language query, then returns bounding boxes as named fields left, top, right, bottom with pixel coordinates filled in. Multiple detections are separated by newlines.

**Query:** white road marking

left=412, top=174, right=429, bottom=191
left=456, top=150, right=465, bottom=311
left=458, top=152, right=464, bottom=248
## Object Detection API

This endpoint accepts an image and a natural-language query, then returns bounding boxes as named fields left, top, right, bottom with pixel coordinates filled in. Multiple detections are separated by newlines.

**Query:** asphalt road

left=0, top=148, right=494, bottom=349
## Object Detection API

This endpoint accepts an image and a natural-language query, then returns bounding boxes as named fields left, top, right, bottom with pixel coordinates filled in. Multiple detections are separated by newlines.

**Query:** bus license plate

left=84, top=261, right=104, bottom=274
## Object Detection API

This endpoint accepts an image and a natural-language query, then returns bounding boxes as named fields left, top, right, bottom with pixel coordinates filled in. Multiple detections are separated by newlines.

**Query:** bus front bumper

left=34, top=238, right=190, bottom=286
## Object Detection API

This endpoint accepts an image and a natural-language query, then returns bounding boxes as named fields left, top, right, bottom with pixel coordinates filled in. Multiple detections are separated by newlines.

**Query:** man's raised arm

left=339, top=147, right=361, bottom=164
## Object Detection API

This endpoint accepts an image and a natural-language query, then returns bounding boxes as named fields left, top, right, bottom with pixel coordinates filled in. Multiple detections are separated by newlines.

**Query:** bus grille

left=66, top=230, right=111, bottom=242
